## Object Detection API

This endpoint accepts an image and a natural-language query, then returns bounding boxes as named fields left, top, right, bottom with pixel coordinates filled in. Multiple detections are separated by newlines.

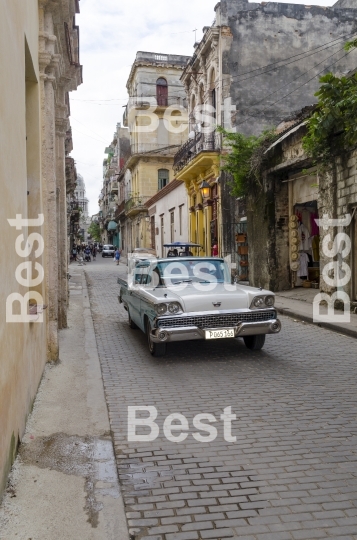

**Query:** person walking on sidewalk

left=115, top=248, right=121, bottom=265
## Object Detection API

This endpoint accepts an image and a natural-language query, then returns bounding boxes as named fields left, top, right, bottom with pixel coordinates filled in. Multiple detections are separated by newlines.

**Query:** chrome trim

left=249, top=295, right=275, bottom=310
left=150, top=319, right=281, bottom=343
left=157, top=307, right=276, bottom=321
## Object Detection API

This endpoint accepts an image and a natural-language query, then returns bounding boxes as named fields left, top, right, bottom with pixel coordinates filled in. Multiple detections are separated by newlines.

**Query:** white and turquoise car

left=118, top=257, right=281, bottom=357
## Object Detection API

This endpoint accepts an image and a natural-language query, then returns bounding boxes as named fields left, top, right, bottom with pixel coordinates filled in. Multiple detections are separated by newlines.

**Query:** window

left=179, top=205, right=183, bottom=236
left=158, top=169, right=169, bottom=190
left=170, top=211, right=175, bottom=242
left=160, top=215, right=165, bottom=256
left=156, top=78, right=168, bottom=106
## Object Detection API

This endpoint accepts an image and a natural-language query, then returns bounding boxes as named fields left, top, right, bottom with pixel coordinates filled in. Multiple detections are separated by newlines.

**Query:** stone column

left=55, top=111, right=68, bottom=329
left=39, top=1, right=60, bottom=361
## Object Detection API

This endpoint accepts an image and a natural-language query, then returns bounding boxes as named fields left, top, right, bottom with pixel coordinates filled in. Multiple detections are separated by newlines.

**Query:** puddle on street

left=19, top=433, right=118, bottom=527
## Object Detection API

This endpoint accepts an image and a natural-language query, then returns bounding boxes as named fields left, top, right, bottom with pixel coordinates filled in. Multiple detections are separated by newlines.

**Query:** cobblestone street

left=85, top=258, right=357, bottom=540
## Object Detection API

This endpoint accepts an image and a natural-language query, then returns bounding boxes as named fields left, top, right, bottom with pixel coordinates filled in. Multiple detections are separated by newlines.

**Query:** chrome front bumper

left=150, top=319, right=282, bottom=343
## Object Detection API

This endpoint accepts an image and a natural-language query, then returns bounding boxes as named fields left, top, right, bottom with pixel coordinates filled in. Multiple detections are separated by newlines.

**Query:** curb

left=276, top=306, right=357, bottom=340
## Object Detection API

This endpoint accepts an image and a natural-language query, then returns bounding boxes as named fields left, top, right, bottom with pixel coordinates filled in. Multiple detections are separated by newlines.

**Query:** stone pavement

left=274, top=289, right=357, bottom=340
left=85, top=258, right=357, bottom=540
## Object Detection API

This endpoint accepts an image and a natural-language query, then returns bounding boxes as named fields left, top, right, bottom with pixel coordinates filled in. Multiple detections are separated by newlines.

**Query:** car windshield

left=155, top=259, right=231, bottom=286
left=104, top=245, right=114, bottom=250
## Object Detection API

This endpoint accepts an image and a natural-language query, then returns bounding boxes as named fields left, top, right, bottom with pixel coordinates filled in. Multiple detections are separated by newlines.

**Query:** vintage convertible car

left=118, top=257, right=281, bottom=357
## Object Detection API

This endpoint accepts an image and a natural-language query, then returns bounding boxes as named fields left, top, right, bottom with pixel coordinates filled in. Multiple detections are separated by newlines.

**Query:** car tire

left=128, top=310, right=138, bottom=329
left=243, top=334, right=266, bottom=351
left=146, top=319, right=166, bottom=357
left=102, top=254, right=105, bottom=258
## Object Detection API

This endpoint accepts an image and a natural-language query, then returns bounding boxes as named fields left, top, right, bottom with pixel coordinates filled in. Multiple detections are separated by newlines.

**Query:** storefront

left=287, top=170, right=320, bottom=289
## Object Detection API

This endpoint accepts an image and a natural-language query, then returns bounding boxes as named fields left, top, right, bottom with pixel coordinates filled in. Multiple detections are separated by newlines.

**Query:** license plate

left=205, top=328, right=235, bottom=340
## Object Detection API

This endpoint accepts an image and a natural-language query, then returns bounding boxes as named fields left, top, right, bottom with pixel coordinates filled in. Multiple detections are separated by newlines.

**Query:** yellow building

left=121, top=51, right=190, bottom=252
left=174, top=140, right=221, bottom=256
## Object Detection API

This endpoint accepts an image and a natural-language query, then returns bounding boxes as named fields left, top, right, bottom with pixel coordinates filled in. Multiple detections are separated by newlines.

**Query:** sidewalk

left=275, top=288, right=357, bottom=339
left=0, top=268, right=128, bottom=540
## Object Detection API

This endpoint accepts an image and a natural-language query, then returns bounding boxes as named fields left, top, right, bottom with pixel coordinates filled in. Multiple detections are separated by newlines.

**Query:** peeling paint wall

left=248, top=127, right=357, bottom=302
left=218, top=0, right=357, bottom=136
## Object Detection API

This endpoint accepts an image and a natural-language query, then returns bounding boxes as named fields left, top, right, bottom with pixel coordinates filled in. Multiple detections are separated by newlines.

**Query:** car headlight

left=265, top=295, right=275, bottom=307
left=155, top=303, right=167, bottom=315
left=168, top=302, right=181, bottom=314
left=253, top=296, right=265, bottom=308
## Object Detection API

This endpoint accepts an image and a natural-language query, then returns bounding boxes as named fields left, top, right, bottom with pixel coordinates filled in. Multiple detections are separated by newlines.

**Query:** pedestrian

left=115, top=248, right=121, bottom=265
left=212, top=238, right=218, bottom=257
left=84, top=246, right=91, bottom=262
left=93, top=246, right=97, bottom=261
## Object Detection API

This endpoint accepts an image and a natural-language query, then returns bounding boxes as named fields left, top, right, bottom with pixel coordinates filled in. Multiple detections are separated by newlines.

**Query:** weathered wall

left=248, top=125, right=357, bottom=300
left=334, top=0, right=355, bottom=8
left=219, top=0, right=357, bottom=135
left=0, top=0, right=81, bottom=499
left=247, top=178, right=290, bottom=292
left=0, top=0, right=47, bottom=497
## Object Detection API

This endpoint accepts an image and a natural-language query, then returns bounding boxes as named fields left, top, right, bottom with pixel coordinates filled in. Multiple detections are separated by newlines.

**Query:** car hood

left=165, top=283, right=272, bottom=313
left=137, top=283, right=274, bottom=313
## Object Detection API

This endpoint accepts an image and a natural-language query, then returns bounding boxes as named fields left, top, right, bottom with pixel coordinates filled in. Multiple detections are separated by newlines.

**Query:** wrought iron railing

left=173, top=130, right=219, bottom=172
left=125, top=195, right=151, bottom=214
left=116, top=201, right=126, bottom=216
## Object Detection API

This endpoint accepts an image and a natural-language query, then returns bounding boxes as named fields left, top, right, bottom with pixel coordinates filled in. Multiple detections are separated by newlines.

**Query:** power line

left=70, top=117, right=109, bottom=142
left=71, top=127, right=109, bottom=144
left=234, top=47, right=355, bottom=129
left=215, top=31, right=356, bottom=83
left=69, top=32, right=357, bottom=105
left=67, top=33, right=355, bottom=109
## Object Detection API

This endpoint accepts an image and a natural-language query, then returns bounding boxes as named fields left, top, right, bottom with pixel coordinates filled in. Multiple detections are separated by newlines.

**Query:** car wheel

left=128, top=310, right=138, bottom=329
left=102, top=254, right=105, bottom=258
left=146, top=319, right=166, bottom=357
left=243, top=334, right=266, bottom=351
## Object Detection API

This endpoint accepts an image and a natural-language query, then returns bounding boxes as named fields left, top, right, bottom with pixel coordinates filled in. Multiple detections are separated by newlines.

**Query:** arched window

left=156, top=78, right=168, bottom=106
left=158, top=169, right=169, bottom=190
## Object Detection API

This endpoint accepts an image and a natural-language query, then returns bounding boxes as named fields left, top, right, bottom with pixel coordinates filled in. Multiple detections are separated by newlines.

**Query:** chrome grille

left=158, top=311, right=276, bottom=329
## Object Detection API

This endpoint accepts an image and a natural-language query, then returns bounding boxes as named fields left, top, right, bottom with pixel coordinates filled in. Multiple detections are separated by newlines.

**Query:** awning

left=107, top=220, right=117, bottom=231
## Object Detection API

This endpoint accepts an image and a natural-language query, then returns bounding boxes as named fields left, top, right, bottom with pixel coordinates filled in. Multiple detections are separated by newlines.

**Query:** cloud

left=70, top=0, right=335, bottom=215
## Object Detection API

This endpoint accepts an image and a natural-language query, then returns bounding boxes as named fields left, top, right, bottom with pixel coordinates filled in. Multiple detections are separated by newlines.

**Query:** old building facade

left=0, top=0, right=81, bottom=496
left=118, top=51, right=190, bottom=253
left=175, top=0, right=357, bottom=273
left=99, top=123, right=130, bottom=246
left=145, top=180, right=189, bottom=257
left=247, top=115, right=357, bottom=309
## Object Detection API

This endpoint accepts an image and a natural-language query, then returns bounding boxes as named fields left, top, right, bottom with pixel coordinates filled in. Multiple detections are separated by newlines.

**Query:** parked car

left=128, top=248, right=158, bottom=272
left=118, top=256, right=281, bottom=357
left=102, top=244, right=115, bottom=258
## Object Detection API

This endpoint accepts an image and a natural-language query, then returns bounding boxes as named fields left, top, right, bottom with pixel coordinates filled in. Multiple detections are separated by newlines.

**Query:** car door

left=129, top=262, right=150, bottom=328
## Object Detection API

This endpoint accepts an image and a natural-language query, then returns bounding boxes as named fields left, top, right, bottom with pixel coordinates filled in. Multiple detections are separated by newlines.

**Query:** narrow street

left=85, top=258, right=357, bottom=540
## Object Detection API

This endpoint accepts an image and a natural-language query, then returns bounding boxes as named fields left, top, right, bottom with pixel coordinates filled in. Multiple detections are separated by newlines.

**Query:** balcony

left=125, top=195, right=151, bottom=217
left=110, top=181, right=118, bottom=193
left=115, top=200, right=126, bottom=218
left=173, top=130, right=220, bottom=172
left=130, top=143, right=179, bottom=157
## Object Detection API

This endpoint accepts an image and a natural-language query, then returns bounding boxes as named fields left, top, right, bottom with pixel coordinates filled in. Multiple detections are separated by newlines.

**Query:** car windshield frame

left=154, top=259, right=231, bottom=287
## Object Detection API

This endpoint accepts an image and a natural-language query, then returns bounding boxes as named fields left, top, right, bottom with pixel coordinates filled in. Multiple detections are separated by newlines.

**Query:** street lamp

left=200, top=180, right=210, bottom=199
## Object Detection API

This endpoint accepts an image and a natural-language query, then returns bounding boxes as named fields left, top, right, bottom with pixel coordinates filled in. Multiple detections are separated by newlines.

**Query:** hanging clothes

left=311, top=212, right=319, bottom=236
left=298, top=223, right=311, bottom=251
left=297, top=252, right=309, bottom=278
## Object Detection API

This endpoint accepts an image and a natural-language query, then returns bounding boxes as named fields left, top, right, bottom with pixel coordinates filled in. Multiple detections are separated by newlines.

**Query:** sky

left=70, top=0, right=335, bottom=216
